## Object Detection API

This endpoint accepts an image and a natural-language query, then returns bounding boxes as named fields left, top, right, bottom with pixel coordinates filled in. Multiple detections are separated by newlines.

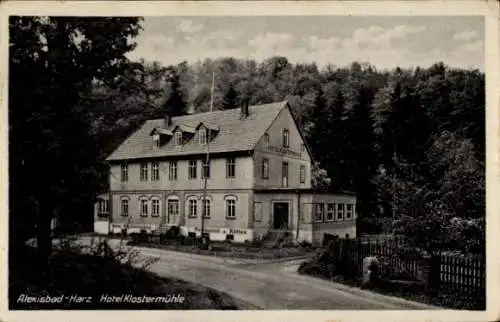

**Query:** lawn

left=128, top=237, right=315, bottom=261
left=9, top=243, right=241, bottom=310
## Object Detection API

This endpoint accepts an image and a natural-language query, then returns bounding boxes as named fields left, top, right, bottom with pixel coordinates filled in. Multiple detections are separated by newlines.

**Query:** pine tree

left=161, top=66, right=187, bottom=117
left=221, top=82, right=238, bottom=110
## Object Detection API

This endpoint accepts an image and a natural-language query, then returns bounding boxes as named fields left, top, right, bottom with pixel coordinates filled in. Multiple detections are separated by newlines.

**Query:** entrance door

left=273, top=202, right=289, bottom=229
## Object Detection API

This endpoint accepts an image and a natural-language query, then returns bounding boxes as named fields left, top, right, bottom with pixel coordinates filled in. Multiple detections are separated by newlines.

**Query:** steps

left=262, top=230, right=294, bottom=248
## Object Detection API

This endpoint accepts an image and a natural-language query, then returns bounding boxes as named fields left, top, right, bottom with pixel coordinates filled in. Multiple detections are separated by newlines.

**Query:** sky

left=127, top=16, right=484, bottom=71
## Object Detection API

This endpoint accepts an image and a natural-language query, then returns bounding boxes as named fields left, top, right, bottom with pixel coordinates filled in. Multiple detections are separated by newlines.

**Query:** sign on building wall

left=194, top=227, right=248, bottom=235
left=267, top=146, right=301, bottom=158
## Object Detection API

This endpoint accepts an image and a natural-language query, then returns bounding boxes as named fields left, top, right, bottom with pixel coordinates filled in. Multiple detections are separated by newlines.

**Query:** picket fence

left=324, top=236, right=485, bottom=305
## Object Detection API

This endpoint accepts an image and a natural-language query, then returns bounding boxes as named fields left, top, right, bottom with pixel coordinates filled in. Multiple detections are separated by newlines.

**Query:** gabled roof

left=150, top=128, right=173, bottom=136
left=195, top=121, right=220, bottom=132
left=106, top=101, right=288, bottom=161
left=172, top=124, right=196, bottom=134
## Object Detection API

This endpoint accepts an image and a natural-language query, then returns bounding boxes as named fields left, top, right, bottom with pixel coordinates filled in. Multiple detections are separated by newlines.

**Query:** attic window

left=264, top=133, right=269, bottom=142
left=282, top=129, right=290, bottom=148
left=153, top=134, right=160, bottom=150
left=175, top=132, right=182, bottom=146
left=199, top=129, right=207, bottom=145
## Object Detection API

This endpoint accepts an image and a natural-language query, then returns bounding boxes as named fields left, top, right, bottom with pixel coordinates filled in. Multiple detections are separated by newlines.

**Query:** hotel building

left=94, top=101, right=356, bottom=245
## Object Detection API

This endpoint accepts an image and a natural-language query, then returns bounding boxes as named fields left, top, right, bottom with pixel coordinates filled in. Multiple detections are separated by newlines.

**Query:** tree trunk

left=36, top=199, right=54, bottom=276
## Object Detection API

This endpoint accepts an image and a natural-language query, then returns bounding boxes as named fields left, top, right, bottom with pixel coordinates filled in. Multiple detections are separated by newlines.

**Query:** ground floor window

left=98, top=199, right=109, bottom=217
left=336, top=203, right=344, bottom=220
left=120, top=198, right=129, bottom=216
left=188, top=199, right=198, bottom=218
left=314, top=203, right=324, bottom=222
left=202, top=199, right=211, bottom=218
left=151, top=198, right=160, bottom=217
left=226, top=199, right=236, bottom=219
left=326, top=203, right=335, bottom=221
left=346, top=204, right=353, bottom=220
left=140, top=198, right=149, bottom=216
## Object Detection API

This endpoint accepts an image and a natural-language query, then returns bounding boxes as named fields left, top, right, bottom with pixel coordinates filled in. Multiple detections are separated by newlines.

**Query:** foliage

left=9, top=16, right=143, bottom=269
left=10, top=15, right=485, bottom=263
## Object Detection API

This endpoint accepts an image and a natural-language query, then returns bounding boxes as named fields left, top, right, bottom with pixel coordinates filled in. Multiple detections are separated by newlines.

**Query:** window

left=188, top=160, right=197, bottom=179
left=120, top=164, right=128, bottom=182
left=226, top=158, right=235, bottom=178
left=140, top=163, right=148, bottom=181
left=226, top=199, right=236, bottom=219
left=140, top=199, right=149, bottom=216
left=202, top=160, right=211, bottom=178
left=282, top=162, right=289, bottom=187
left=300, top=165, right=306, bottom=184
left=301, top=144, right=305, bottom=152
left=199, top=129, right=207, bottom=145
left=282, top=129, right=289, bottom=148
left=264, top=132, right=269, bottom=142
left=153, top=134, right=160, bottom=150
left=262, top=158, right=269, bottom=179
left=151, top=198, right=160, bottom=217
left=169, top=161, right=177, bottom=180
left=175, top=132, right=182, bottom=146
left=314, top=203, right=324, bottom=222
left=152, top=162, right=160, bottom=181
left=346, top=204, right=353, bottom=220
left=98, top=199, right=109, bottom=217
left=167, top=198, right=180, bottom=224
left=202, top=199, right=211, bottom=218
left=326, top=203, right=335, bottom=221
left=188, top=199, right=198, bottom=218
left=120, top=198, right=129, bottom=216
left=337, top=203, right=344, bottom=220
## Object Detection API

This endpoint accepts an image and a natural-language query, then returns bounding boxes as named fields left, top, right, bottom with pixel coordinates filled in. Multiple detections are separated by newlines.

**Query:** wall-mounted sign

left=267, top=146, right=301, bottom=158
left=194, top=227, right=248, bottom=235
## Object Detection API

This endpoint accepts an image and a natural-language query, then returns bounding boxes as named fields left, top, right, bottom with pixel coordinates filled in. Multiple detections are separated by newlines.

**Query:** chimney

left=241, top=99, right=250, bottom=118
left=164, top=114, right=172, bottom=128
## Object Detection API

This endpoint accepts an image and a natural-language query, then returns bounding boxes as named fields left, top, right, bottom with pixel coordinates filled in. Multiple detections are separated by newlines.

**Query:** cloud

left=343, top=24, right=426, bottom=50
left=452, top=30, right=478, bottom=41
left=128, top=30, right=245, bottom=66
left=248, top=33, right=294, bottom=50
left=128, top=34, right=175, bottom=63
left=177, top=19, right=203, bottom=34
left=129, top=22, right=483, bottom=72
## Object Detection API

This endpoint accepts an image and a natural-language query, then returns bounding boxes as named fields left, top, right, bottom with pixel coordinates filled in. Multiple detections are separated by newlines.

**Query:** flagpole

left=201, top=71, right=214, bottom=242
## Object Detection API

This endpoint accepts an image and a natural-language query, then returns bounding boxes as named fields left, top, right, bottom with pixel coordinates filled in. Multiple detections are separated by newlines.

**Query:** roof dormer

left=150, top=127, right=173, bottom=149
left=195, top=122, right=219, bottom=145
left=169, top=124, right=197, bottom=146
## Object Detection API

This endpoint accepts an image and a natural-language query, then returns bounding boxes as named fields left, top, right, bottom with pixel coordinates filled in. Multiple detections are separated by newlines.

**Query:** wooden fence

left=325, top=236, right=485, bottom=304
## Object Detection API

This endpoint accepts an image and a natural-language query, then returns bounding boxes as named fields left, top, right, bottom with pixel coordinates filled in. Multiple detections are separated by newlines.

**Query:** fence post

left=424, top=253, right=441, bottom=294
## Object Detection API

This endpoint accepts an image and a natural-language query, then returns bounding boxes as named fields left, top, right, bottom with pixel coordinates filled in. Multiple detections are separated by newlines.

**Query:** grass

left=128, top=238, right=314, bottom=261
left=9, top=243, right=241, bottom=310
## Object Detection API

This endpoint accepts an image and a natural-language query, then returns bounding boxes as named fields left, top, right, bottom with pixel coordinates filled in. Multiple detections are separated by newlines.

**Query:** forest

left=9, top=17, right=485, bottom=272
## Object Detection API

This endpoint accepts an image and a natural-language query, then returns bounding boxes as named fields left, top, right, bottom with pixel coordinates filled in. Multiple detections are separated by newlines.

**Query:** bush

left=298, top=261, right=332, bottom=277
left=165, top=226, right=181, bottom=239
left=299, top=240, right=313, bottom=249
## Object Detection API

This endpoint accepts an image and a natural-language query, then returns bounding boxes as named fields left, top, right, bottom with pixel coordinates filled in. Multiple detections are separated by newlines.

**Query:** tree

left=9, top=16, right=143, bottom=271
left=393, top=130, right=485, bottom=255
left=160, top=65, right=187, bottom=117
left=220, top=82, right=238, bottom=110
left=311, top=162, right=331, bottom=189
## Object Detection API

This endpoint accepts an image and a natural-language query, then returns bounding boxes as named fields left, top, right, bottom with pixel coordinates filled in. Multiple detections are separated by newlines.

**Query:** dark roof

left=106, top=101, right=288, bottom=161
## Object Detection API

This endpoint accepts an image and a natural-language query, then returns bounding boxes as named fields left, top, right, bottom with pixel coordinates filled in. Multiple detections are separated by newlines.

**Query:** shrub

left=165, top=226, right=181, bottom=239
left=299, top=240, right=313, bottom=249
left=298, top=261, right=331, bottom=277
